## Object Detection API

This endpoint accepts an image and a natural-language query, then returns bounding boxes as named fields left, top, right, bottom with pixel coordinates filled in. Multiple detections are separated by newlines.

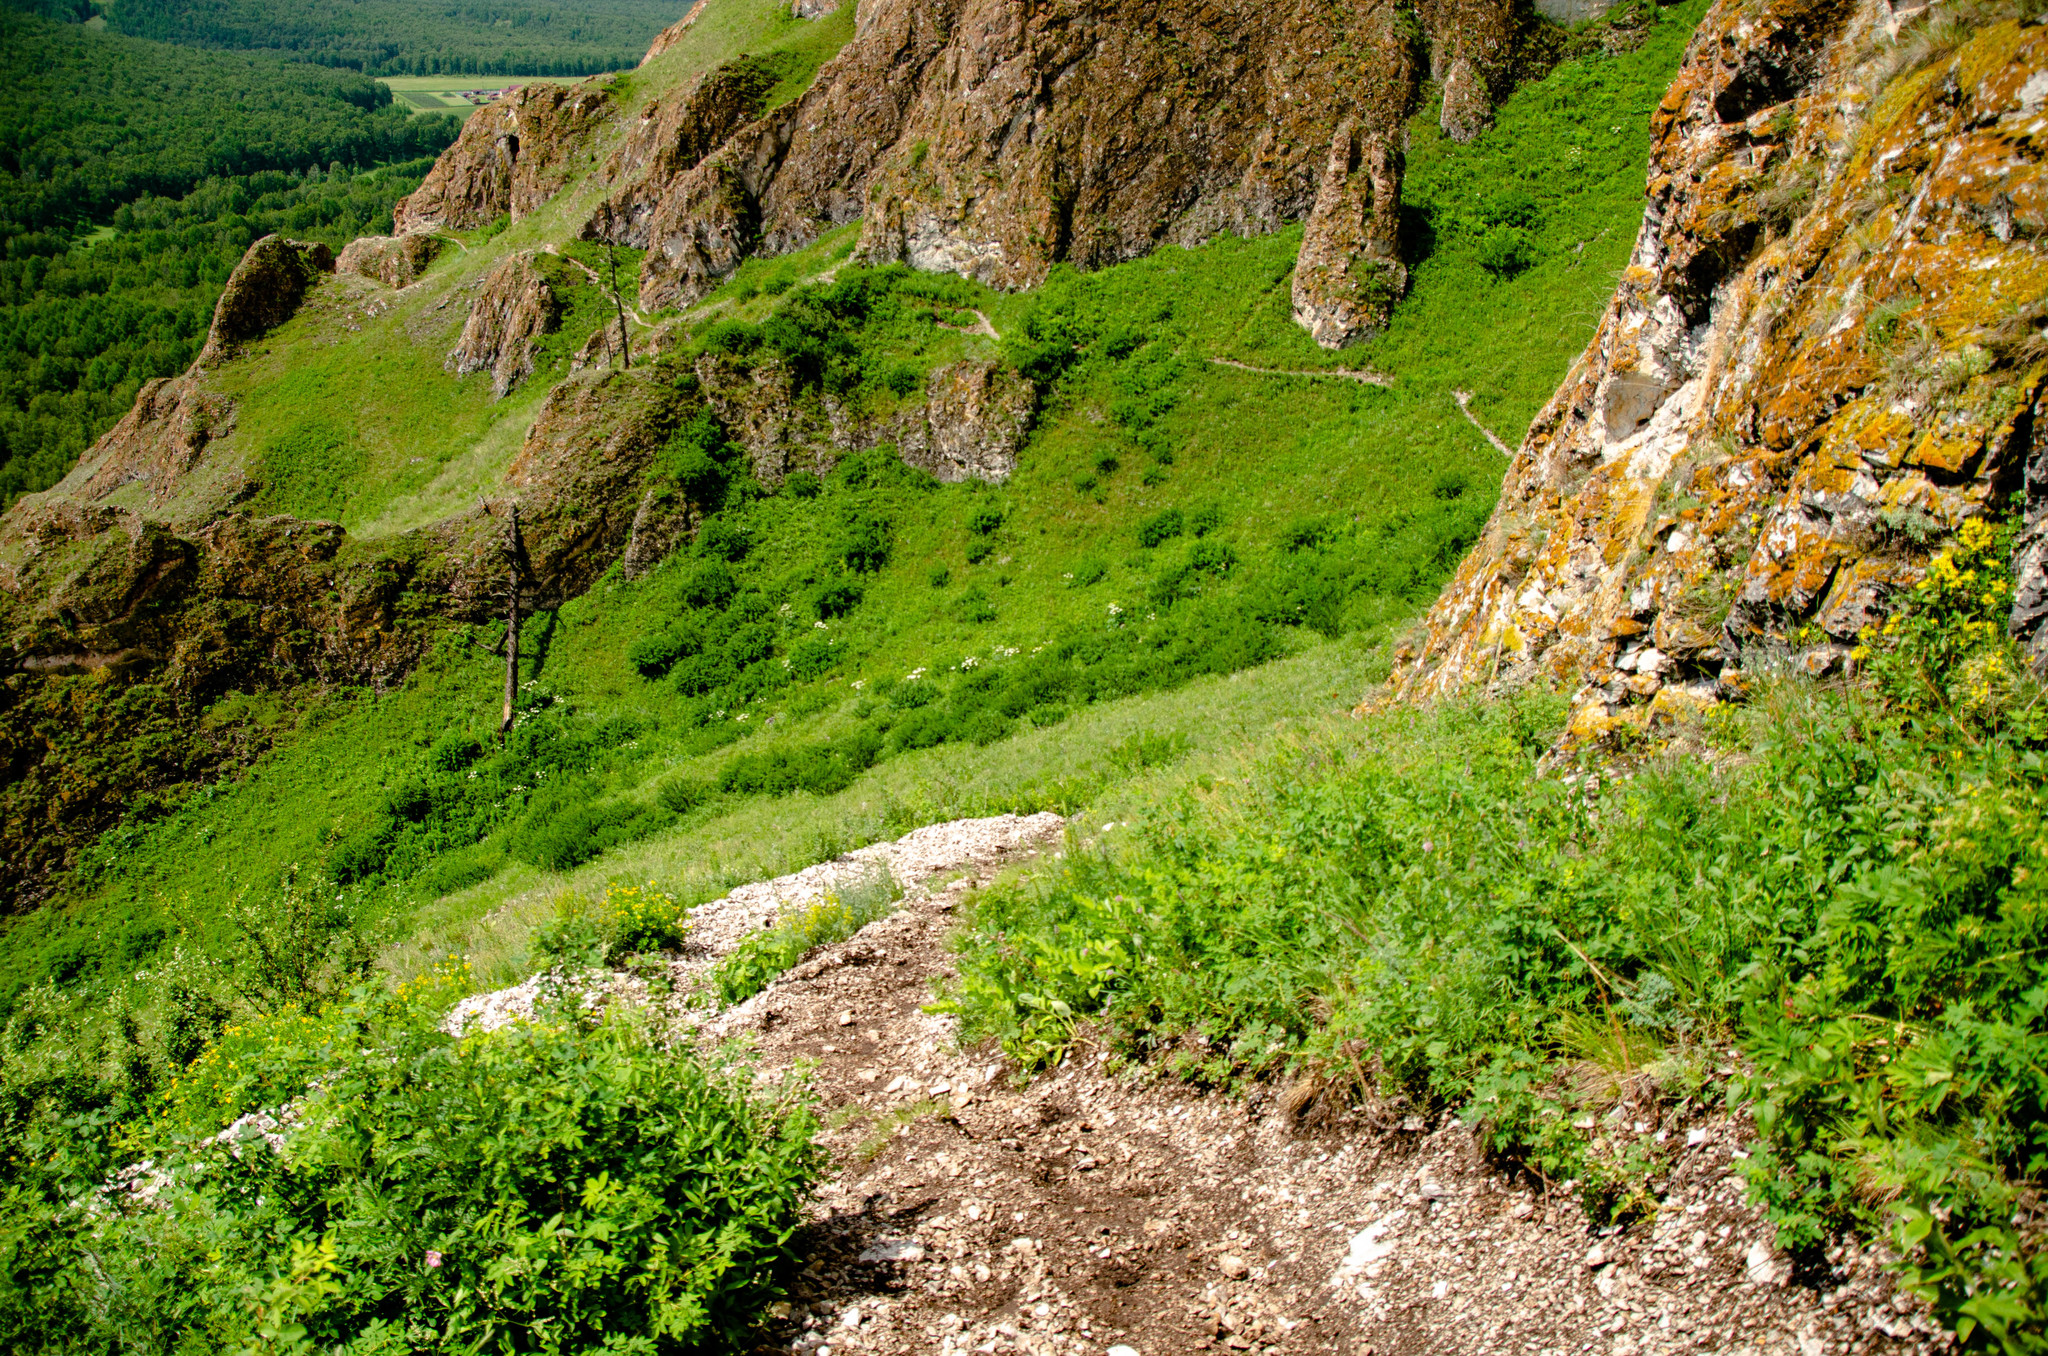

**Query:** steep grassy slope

left=0, top=1, right=1705, bottom=1004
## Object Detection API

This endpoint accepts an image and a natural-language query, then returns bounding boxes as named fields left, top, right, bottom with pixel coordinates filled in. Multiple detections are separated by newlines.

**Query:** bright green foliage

left=0, top=11, right=457, bottom=233
left=708, top=871, right=897, bottom=1006
left=945, top=508, right=2048, bottom=1343
left=0, top=0, right=462, bottom=506
left=533, top=881, right=692, bottom=966
left=1, top=968, right=819, bottom=1353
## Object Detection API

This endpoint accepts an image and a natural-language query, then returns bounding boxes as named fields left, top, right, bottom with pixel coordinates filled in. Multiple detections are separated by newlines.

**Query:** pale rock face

left=1439, top=57, right=1493, bottom=143
left=445, top=251, right=562, bottom=399
left=1292, top=122, right=1408, bottom=349
left=335, top=232, right=444, bottom=289
left=1388, top=0, right=2048, bottom=739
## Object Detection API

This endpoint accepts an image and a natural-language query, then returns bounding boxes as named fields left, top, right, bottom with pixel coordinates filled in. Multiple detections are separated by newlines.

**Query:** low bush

left=706, top=870, right=897, bottom=1006
left=536, top=880, right=693, bottom=965
left=1, top=973, right=820, bottom=1352
left=1136, top=508, right=1184, bottom=547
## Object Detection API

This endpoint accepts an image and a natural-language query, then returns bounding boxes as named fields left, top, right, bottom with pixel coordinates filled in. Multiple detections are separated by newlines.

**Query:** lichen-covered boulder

left=336, top=232, right=445, bottom=288
left=1292, top=122, right=1408, bottom=349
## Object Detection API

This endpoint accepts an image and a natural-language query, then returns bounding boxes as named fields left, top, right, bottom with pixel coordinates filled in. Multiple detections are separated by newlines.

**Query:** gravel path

left=449, top=815, right=1954, bottom=1356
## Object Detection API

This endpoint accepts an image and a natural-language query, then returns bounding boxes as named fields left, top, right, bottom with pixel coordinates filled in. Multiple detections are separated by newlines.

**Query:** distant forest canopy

left=0, top=7, right=462, bottom=506
left=103, top=0, right=685, bottom=75
left=0, top=9, right=460, bottom=235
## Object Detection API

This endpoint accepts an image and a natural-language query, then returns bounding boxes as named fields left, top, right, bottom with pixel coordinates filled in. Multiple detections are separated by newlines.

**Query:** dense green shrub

left=508, top=778, right=674, bottom=874
left=1, top=974, right=819, bottom=1352
left=1136, top=508, right=1184, bottom=547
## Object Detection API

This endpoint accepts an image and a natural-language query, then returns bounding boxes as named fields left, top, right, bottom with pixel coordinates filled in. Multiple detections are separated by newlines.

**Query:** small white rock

left=1745, top=1238, right=1792, bottom=1286
left=858, top=1239, right=926, bottom=1263
left=840, top=1307, right=862, bottom=1329
left=837, top=1010, right=856, bottom=1026
left=1218, top=1253, right=1250, bottom=1280
left=1585, top=1243, right=1608, bottom=1269
left=1107, top=1346, right=1141, bottom=1356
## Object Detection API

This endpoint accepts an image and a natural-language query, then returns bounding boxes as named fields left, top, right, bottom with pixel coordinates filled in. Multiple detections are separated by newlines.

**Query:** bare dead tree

left=605, top=244, right=632, bottom=370
left=499, top=504, right=529, bottom=741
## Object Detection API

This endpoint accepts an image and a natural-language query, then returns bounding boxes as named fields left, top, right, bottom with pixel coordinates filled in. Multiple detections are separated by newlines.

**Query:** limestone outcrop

left=446, top=252, right=563, bottom=399
left=694, top=352, right=1032, bottom=487
left=587, top=0, right=1473, bottom=312
left=392, top=81, right=617, bottom=233
left=1389, top=0, right=2048, bottom=739
left=892, top=360, right=1035, bottom=483
left=1292, top=123, right=1408, bottom=349
left=336, top=232, right=445, bottom=288
left=197, top=235, right=334, bottom=366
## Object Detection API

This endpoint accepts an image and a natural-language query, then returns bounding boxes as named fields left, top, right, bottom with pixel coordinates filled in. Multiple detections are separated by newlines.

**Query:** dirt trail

left=1452, top=389, right=1514, bottom=457
left=456, top=818, right=1952, bottom=1356
left=1207, top=358, right=1392, bottom=387
left=936, top=310, right=1001, bottom=341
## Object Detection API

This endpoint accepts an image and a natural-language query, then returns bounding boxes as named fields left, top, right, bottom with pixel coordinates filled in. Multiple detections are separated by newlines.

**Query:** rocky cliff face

left=694, top=351, right=1031, bottom=487
left=1292, top=123, right=1408, bottom=349
left=446, top=251, right=563, bottom=399
left=393, top=81, right=618, bottom=234
left=584, top=0, right=1486, bottom=321
left=1390, top=0, right=2047, bottom=739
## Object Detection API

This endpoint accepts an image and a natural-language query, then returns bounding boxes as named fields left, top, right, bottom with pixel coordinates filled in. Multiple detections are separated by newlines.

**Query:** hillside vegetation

left=10, top=0, right=2046, bottom=1350
left=0, top=8, right=460, bottom=505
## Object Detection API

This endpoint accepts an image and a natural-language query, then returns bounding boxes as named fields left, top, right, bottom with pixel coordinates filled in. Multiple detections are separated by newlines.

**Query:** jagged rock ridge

left=446, top=251, right=564, bottom=399
left=1389, top=0, right=2048, bottom=739
left=559, top=0, right=1550, bottom=328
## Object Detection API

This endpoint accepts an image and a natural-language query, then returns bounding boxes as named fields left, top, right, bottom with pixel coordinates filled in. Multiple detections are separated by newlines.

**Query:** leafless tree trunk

left=606, top=245, right=632, bottom=370
left=500, top=504, right=526, bottom=741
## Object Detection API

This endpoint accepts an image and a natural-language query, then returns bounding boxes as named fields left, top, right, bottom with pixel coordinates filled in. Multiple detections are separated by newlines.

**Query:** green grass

left=941, top=516, right=2048, bottom=1348
left=0, top=0, right=1705, bottom=1008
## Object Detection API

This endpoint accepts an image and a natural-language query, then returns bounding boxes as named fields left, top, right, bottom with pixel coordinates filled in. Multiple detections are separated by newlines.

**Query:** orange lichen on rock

left=1387, top=0, right=2048, bottom=739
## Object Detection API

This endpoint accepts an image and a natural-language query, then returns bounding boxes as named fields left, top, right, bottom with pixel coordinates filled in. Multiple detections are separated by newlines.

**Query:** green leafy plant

left=705, top=871, right=897, bottom=1006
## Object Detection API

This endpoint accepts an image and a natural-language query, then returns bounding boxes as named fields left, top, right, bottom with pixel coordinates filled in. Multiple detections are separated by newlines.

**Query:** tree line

left=104, top=0, right=679, bottom=76
left=0, top=9, right=462, bottom=505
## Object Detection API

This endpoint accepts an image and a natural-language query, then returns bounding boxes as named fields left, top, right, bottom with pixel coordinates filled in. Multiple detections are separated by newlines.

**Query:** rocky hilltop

left=1392, top=0, right=2047, bottom=737
left=406, top=0, right=1566, bottom=342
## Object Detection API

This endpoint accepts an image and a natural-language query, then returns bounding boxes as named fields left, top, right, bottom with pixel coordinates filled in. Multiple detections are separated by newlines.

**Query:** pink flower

left=425, top=1251, right=444, bottom=1269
